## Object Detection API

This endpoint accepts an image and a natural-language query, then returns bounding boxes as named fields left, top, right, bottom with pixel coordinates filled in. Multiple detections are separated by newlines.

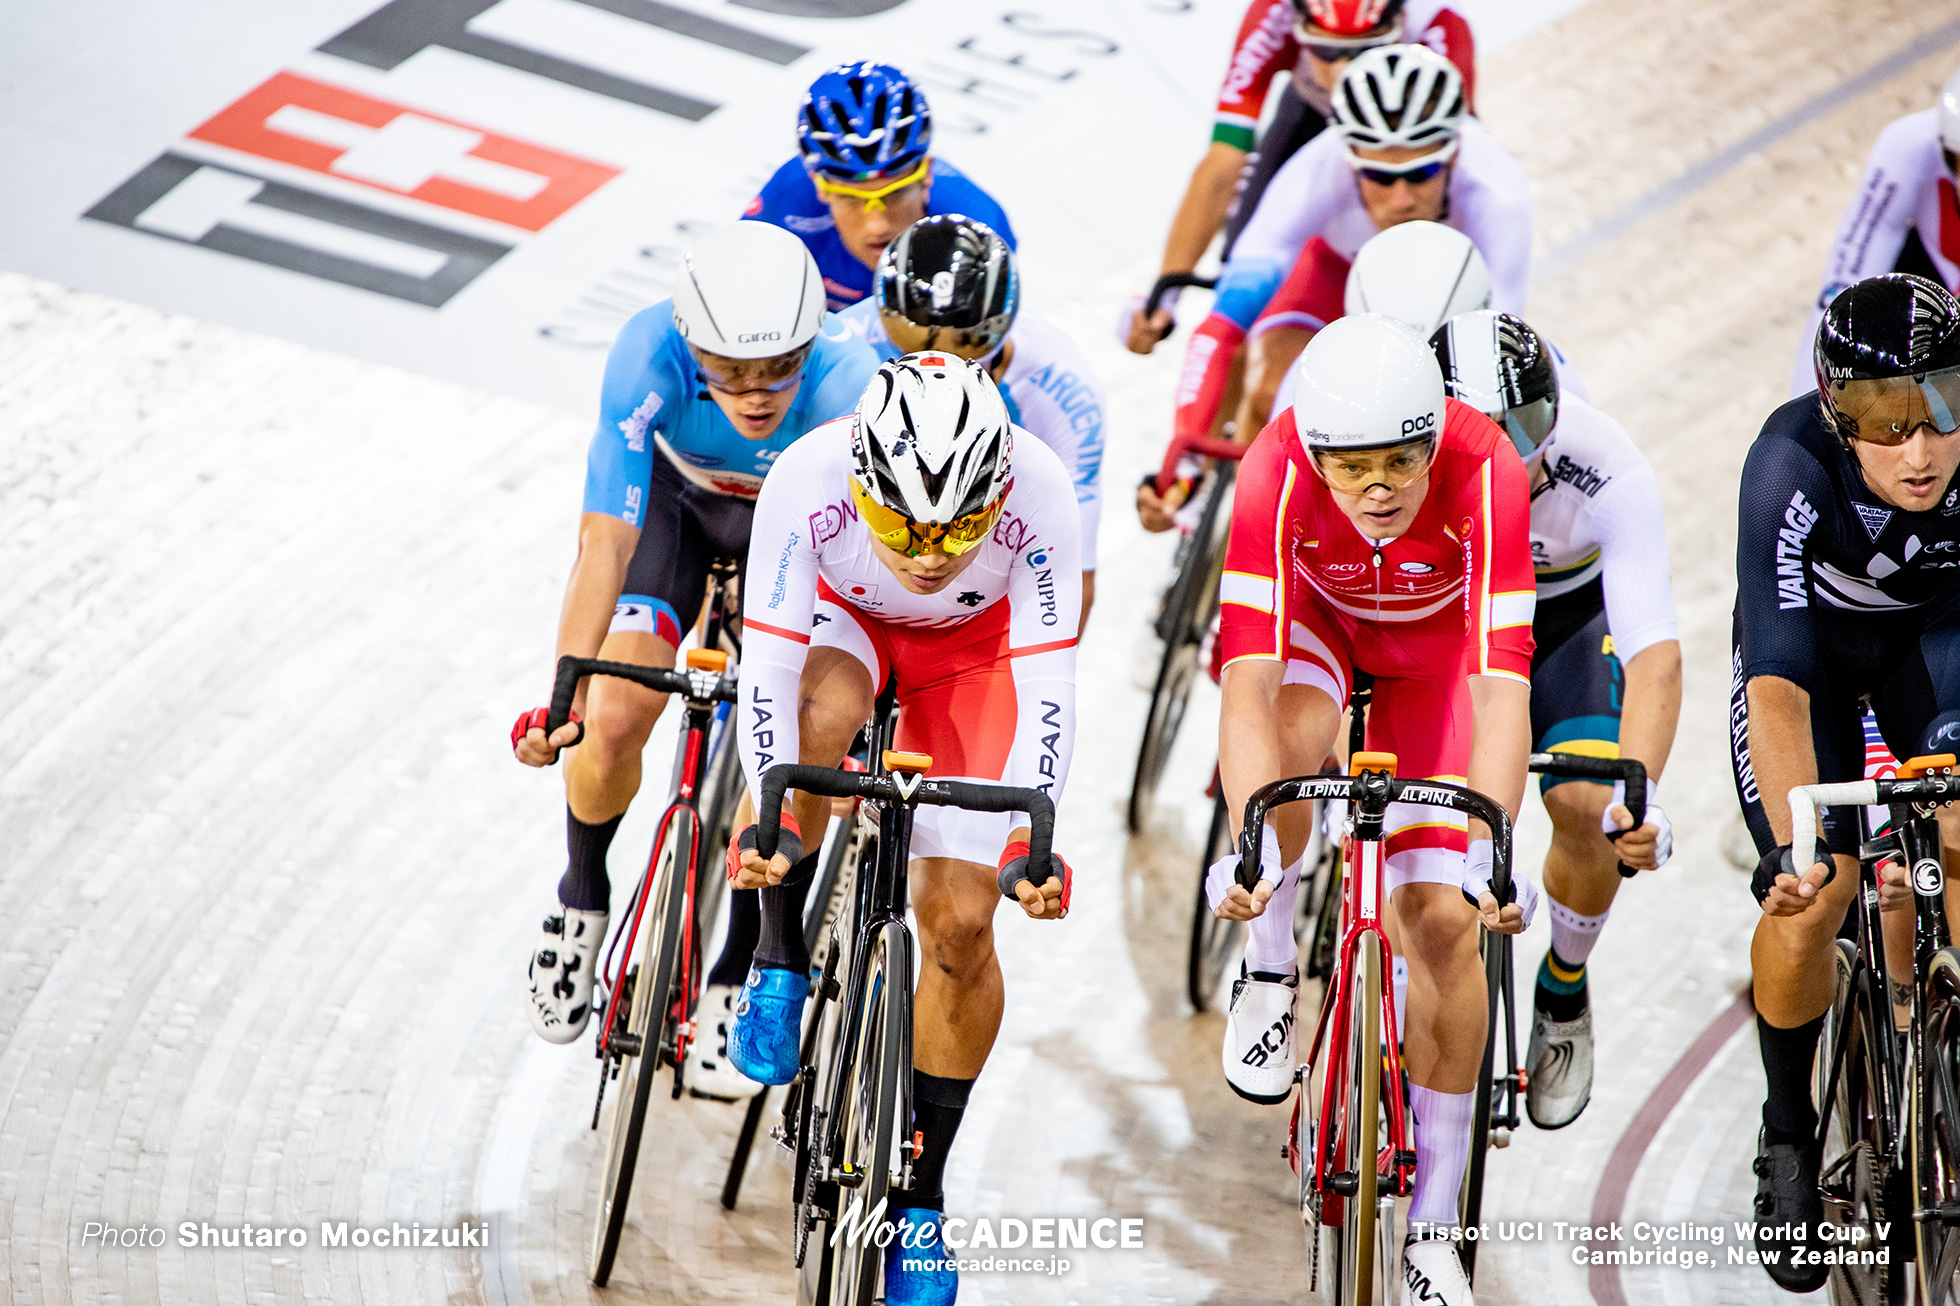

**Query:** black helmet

left=1429, top=311, right=1559, bottom=457
left=1815, top=274, right=1960, bottom=445
left=875, top=215, right=1018, bottom=357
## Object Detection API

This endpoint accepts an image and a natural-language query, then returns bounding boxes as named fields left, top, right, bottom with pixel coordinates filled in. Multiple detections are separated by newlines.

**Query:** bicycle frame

left=1241, top=763, right=1515, bottom=1224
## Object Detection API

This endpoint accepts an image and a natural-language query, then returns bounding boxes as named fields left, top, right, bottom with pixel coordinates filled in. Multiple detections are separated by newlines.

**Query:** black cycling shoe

left=1752, top=1128, right=1827, bottom=1293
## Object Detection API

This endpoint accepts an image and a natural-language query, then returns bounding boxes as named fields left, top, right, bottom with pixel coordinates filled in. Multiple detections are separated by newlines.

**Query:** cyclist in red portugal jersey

left=1208, top=313, right=1536, bottom=1305
left=726, top=354, right=1081, bottom=1306
left=1122, top=0, right=1475, bottom=353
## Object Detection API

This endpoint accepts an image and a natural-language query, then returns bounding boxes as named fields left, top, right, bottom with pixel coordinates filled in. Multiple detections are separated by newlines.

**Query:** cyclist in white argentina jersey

left=1433, top=311, right=1680, bottom=1132
left=723, top=354, right=1081, bottom=1306
left=838, top=215, right=1105, bottom=626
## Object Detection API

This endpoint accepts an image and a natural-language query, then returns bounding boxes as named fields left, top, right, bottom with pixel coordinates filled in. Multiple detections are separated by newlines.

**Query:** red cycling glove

left=996, top=839, right=1073, bottom=918
left=511, top=707, right=582, bottom=762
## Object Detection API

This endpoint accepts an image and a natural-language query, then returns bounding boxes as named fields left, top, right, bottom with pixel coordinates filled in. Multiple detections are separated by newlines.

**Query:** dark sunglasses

left=1355, top=160, right=1450, bottom=187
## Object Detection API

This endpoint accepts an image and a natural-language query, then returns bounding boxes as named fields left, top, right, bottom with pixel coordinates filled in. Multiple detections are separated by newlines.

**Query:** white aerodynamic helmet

left=1942, top=65, right=1960, bottom=153
left=1344, top=221, right=1491, bottom=337
left=850, top=353, right=1013, bottom=550
left=670, top=223, right=826, bottom=360
left=1292, top=314, right=1446, bottom=452
left=1331, top=44, right=1466, bottom=154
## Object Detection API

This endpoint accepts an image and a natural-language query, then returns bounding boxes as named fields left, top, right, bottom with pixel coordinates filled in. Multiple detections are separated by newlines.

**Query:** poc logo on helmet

left=737, top=331, right=782, bottom=344
left=1402, top=412, right=1437, bottom=436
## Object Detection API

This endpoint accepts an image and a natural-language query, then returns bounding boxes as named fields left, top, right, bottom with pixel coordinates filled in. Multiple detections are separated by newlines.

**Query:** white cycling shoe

left=1402, top=1227, right=1475, bottom=1305
left=1222, top=967, right=1298, bottom=1104
left=687, top=984, right=764, bottom=1101
left=1525, top=1005, right=1594, bottom=1130
left=525, top=906, right=608, bottom=1044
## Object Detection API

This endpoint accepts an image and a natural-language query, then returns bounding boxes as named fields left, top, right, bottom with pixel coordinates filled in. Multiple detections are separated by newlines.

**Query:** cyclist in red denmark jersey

left=725, top=354, right=1080, bottom=1306
left=1208, top=314, right=1535, bottom=1304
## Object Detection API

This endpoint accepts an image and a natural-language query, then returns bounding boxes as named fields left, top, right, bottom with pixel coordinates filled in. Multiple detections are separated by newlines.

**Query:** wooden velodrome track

left=7, top=0, right=1960, bottom=1301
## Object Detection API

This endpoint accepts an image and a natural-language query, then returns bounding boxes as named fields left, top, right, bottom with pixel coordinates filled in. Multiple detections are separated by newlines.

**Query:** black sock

left=755, top=852, right=821, bottom=974
left=1758, top=1013, right=1824, bottom=1146
left=706, top=889, right=762, bottom=988
left=558, top=809, right=622, bottom=911
left=1534, top=946, right=1590, bottom=1023
left=899, top=1072, right=975, bottom=1212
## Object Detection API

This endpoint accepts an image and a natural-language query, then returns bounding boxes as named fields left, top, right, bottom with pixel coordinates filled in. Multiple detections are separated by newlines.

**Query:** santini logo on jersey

left=1547, top=455, right=1606, bottom=497
left=1777, top=490, right=1819, bottom=609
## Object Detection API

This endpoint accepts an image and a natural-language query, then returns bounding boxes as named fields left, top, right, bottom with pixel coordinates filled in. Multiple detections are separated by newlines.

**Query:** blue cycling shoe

left=883, top=1209, right=958, bottom=1306
left=726, top=965, right=809, bottom=1086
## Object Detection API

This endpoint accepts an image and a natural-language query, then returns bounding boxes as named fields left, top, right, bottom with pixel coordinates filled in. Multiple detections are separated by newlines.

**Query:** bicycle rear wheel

left=821, top=919, right=910, bottom=1306
left=1912, top=946, right=1960, bottom=1302
left=1188, top=793, right=1244, bottom=1011
left=1128, top=467, right=1235, bottom=834
left=1460, top=930, right=1507, bottom=1280
left=1818, top=939, right=1904, bottom=1305
left=589, top=811, right=692, bottom=1285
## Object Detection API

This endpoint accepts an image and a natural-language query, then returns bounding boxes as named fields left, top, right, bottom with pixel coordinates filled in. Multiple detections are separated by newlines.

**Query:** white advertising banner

left=1, top=0, right=1231, bottom=414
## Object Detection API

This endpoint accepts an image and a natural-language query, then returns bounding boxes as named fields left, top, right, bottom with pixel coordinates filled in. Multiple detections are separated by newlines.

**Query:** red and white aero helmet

left=1941, top=65, right=1960, bottom=154
left=1332, top=44, right=1466, bottom=153
left=1293, top=0, right=1404, bottom=41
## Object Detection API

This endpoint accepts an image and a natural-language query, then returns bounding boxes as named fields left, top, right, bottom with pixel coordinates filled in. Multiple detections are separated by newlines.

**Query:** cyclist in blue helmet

left=744, top=61, right=1018, bottom=310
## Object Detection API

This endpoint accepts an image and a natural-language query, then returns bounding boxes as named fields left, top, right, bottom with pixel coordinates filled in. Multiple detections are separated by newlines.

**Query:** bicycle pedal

left=1328, top=1170, right=1359, bottom=1196
left=770, top=1124, right=793, bottom=1152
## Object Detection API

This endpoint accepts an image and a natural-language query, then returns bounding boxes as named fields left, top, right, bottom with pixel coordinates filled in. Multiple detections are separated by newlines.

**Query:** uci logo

left=1402, top=412, right=1437, bottom=436
left=737, top=331, right=782, bottom=344
left=1917, top=858, right=1946, bottom=897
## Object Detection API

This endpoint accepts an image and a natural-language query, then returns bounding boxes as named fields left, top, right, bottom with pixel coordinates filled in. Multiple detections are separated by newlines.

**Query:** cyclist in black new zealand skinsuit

left=1731, top=273, right=1960, bottom=1294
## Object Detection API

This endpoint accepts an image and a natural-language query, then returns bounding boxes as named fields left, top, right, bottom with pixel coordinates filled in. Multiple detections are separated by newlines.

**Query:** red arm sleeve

left=1218, top=421, right=1296, bottom=668
left=1212, top=0, right=1298, bottom=150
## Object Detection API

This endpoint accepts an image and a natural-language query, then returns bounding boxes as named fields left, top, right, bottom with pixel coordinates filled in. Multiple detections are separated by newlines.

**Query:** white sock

left=1408, top=1085, right=1475, bottom=1230
left=1547, top=896, right=1609, bottom=967
left=1392, top=956, right=1409, bottom=1037
left=1243, top=854, right=1305, bottom=975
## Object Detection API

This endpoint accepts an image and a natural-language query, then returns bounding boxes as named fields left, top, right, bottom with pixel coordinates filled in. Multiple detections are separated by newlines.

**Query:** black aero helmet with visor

left=875, top=215, right=1019, bottom=360
left=1814, top=273, right=1960, bottom=447
left=1429, top=311, right=1559, bottom=459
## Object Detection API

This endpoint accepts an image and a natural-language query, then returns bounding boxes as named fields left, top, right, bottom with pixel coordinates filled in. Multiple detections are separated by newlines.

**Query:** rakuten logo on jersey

left=1776, top=490, right=1819, bottom=610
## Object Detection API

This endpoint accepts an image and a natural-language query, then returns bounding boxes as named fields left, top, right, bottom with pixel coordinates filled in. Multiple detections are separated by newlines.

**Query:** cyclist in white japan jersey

left=838, top=215, right=1106, bottom=623
left=725, top=354, right=1080, bottom=1306
left=1788, top=67, right=1960, bottom=396
left=1432, top=312, right=1679, bottom=1136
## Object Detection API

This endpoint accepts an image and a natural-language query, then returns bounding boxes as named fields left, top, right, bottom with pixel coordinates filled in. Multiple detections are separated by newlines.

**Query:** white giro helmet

left=1942, top=65, right=1960, bottom=153
left=851, top=353, right=1013, bottom=530
left=1332, top=44, right=1466, bottom=154
left=670, top=223, right=826, bottom=360
left=1291, top=314, right=1445, bottom=452
left=1343, top=221, right=1491, bottom=337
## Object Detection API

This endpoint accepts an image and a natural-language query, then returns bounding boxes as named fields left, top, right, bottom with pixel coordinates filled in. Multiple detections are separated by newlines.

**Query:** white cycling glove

left=1206, top=822, right=1284, bottom=912
left=1602, top=778, right=1672, bottom=868
left=1116, top=287, right=1179, bottom=348
left=1462, top=838, right=1539, bottom=928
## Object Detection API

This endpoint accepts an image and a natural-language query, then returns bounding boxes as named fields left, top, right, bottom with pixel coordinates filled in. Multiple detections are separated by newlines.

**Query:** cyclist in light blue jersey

left=511, top=223, right=880, bottom=1080
left=745, top=62, right=1016, bottom=311
left=836, top=215, right=1102, bottom=624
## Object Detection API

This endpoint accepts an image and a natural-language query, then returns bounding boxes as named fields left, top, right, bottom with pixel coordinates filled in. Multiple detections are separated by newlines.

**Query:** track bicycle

left=1793, top=754, right=1960, bottom=1303
left=752, top=745, right=1062, bottom=1306
left=1243, top=751, right=1516, bottom=1306
left=546, top=645, right=740, bottom=1285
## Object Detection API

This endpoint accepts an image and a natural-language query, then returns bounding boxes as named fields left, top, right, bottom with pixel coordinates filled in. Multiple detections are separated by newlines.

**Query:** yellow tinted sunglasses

left=850, top=476, right=1004, bottom=557
left=812, top=158, right=930, bottom=213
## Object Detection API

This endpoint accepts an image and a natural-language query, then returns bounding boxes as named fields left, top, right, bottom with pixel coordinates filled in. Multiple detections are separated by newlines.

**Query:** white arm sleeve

left=1590, top=461, right=1678, bottom=665
left=738, top=451, right=823, bottom=807
left=1460, top=130, right=1534, bottom=316
left=1000, top=444, right=1083, bottom=823
left=1229, top=136, right=1345, bottom=271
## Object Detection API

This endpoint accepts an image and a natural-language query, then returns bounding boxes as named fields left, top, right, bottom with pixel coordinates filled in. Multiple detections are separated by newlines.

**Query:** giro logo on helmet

left=738, top=331, right=782, bottom=344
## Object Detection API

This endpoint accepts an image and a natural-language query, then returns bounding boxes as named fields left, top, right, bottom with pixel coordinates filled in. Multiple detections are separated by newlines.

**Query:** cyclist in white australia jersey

left=838, top=214, right=1104, bottom=624
left=1788, top=67, right=1960, bottom=396
left=1432, top=311, right=1680, bottom=1131
left=723, top=355, right=1080, bottom=1306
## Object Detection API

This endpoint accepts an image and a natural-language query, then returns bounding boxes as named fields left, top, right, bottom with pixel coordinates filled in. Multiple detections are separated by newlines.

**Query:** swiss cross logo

left=188, top=73, right=618, bottom=232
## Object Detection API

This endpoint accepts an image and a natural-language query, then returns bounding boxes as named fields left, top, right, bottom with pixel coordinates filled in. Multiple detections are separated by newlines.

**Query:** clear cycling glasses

left=691, top=343, right=812, bottom=396
left=850, top=476, right=1006, bottom=558
left=1309, top=436, right=1437, bottom=494
left=812, top=157, right=931, bottom=214
left=1824, top=365, right=1960, bottom=446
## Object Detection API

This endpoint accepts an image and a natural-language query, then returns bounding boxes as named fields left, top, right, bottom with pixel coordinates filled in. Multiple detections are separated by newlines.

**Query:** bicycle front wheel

left=589, top=812, right=692, bottom=1285
left=1818, top=938, right=1904, bottom=1305
left=824, top=919, right=911, bottom=1306
left=1913, top=946, right=1960, bottom=1302
left=1188, top=793, right=1244, bottom=1011
left=1329, top=931, right=1382, bottom=1306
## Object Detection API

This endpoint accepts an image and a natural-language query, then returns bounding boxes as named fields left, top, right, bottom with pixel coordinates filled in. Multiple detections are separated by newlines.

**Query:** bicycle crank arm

left=1914, top=1203, right=1960, bottom=1224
